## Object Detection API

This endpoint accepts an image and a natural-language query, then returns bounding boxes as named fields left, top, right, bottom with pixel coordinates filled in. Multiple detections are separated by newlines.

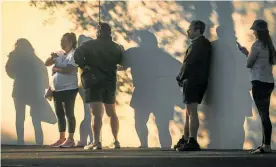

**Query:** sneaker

left=84, top=142, right=102, bottom=150
left=176, top=137, right=201, bottom=151
left=60, top=139, right=75, bottom=148
left=50, top=138, right=66, bottom=148
left=174, top=136, right=187, bottom=150
left=111, top=140, right=121, bottom=149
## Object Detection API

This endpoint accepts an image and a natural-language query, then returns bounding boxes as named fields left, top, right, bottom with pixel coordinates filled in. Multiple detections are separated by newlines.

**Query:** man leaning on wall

left=175, top=20, right=212, bottom=151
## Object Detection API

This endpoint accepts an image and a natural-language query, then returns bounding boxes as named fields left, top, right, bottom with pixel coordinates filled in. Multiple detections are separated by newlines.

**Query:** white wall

left=1, top=1, right=276, bottom=149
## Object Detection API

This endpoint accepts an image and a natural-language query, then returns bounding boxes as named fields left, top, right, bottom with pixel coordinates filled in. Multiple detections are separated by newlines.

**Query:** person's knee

left=186, top=103, right=198, bottom=116
left=65, top=109, right=75, bottom=120
left=105, top=104, right=117, bottom=118
left=90, top=102, right=104, bottom=119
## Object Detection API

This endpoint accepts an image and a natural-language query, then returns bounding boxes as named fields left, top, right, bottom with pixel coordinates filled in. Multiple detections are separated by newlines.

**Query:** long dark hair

left=256, top=30, right=276, bottom=65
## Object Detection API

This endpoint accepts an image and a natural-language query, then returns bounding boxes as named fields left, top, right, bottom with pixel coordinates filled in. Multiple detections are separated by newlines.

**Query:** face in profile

left=253, top=30, right=257, bottom=38
left=187, top=23, right=197, bottom=39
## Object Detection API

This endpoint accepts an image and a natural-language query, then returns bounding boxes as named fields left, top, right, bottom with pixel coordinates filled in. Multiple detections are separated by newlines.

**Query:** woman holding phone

left=247, top=20, right=276, bottom=154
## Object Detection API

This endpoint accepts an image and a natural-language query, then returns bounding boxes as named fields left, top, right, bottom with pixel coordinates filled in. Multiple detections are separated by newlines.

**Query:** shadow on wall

left=199, top=1, right=252, bottom=149
left=5, top=38, right=57, bottom=145
left=123, top=30, right=183, bottom=148
left=202, top=25, right=252, bottom=149
left=77, top=35, right=93, bottom=146
left=24, top=1, right=276, bottom=149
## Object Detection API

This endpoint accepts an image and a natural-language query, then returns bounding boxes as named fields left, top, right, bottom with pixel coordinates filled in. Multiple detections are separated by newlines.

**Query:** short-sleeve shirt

left=53, top=49, right=78, bottom=91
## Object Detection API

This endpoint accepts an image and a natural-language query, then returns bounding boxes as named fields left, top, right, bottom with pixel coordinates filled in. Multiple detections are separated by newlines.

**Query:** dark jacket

left=177, top=36, right=212, bottom=84
left=74, top=38, right=123, bottom=81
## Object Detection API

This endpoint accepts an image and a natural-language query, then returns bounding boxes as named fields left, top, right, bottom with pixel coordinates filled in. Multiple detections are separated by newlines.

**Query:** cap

left=250, top=19, right=268, bottom=31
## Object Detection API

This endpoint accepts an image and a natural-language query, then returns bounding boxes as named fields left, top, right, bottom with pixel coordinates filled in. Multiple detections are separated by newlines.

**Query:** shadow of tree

left=28, top=0, right=276, bottom=149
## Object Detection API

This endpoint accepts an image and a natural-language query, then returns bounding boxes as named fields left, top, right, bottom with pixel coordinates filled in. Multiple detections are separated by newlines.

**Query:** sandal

left=249, top=146, right=261, bottom=153
left=251, top=147, right=271, bottom=154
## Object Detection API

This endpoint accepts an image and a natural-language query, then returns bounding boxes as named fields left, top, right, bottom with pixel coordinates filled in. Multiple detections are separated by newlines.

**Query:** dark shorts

left=84, top=82, right=116, bottom=104
left=183, top=81, right=208, bottom=104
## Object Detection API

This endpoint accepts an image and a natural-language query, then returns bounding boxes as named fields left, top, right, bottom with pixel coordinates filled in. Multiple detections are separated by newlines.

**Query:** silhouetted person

left=175, top=20, right=212, bottom=151
left=76, top=35, right=93, bottom=147
left=121, top=30, right=182, bottom=148
left=74, top=23, right=123, bottom=150
left=202, top=25, right=252, bottom=149
left=248, top=20, right=276, bottom=154
left=5, top=38, right=50, bottom=145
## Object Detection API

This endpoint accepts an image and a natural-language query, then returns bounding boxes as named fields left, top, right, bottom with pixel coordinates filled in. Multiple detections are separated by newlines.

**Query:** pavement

left=1, top=145, right=276, bottom=167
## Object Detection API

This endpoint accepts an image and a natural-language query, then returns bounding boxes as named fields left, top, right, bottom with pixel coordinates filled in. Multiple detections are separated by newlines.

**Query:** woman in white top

left=247, top=20, right=276, bottom=154
left=45, top=33, right=78, bottom=148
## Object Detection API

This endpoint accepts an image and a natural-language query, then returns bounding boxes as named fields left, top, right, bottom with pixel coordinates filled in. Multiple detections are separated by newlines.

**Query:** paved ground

left=1, top=145, right=276, bottom=167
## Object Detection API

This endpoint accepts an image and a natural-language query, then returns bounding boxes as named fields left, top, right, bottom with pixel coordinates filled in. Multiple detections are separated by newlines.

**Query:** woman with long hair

left=247, top=19, right=276, bottom=154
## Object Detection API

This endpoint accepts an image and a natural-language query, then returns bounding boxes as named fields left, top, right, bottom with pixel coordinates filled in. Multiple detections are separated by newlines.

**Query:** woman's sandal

left=249, top=146, right=261, bottom=153
left=250, top=147, right=272, bottom=154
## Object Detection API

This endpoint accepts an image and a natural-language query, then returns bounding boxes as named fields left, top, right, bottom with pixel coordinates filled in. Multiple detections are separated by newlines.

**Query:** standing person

left=175, top=20, right=212, bottom=151
left=45, top=33, right=79, bottom=148
left=74, top=23, right=124, bottom=150
left=247, top=20, right=276, bottom=154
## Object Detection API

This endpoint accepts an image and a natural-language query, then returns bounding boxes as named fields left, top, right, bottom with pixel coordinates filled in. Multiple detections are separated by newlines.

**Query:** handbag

left=44, top=87, right=53, bottom=101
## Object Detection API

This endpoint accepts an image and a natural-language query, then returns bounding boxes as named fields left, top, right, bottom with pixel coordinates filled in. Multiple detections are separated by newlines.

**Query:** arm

left=53, top=65, right=76, bottom=74
left=237, top=42, right=249, bottom=56
left=74, top=43, right=87, bottom=69
left=178, top=41, right=203, bottom=80
left=118, top=46, right=130, bottom=71
left=45, top=53, right=58, bottom=66
left=53, top=53, right=78, bottom=74
left=247, top=42, right=260, bottom=68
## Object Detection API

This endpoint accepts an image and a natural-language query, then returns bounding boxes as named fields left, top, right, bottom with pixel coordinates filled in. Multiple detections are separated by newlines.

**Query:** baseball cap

left=250, top=19, right=268, bottom=31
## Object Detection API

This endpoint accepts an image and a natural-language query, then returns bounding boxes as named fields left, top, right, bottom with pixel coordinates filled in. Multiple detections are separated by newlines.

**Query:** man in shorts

left=175, top=20, right=212, bottom=151
left=74, top=23, right=124, bottom=150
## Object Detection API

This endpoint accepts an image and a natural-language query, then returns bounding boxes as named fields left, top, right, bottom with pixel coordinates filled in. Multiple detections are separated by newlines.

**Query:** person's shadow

left=5, top=38, right=56, bottom=145
left=77, top=35, right=93, bottom=146
left=202, top=26, right=252, bottom=149
left=122, top=30, right=183, bottom=148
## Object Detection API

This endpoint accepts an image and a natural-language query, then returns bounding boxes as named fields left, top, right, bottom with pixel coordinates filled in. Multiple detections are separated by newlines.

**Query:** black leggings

left=252, top=80, right=274, bottom=145
left=53, top=89, right=78, bottom=133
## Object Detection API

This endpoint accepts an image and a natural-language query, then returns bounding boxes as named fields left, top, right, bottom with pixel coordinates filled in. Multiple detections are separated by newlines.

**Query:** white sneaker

left=84, top=142, right=102, bottom=150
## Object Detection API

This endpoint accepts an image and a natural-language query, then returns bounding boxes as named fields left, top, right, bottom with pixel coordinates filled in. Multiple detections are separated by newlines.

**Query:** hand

left=178, top=81, right=184, bottom=87
left=176, top=75, right=182, bottom=82
left=52, top=66, right=60, bottom=73
left=51, top=52, right=58, bottom=59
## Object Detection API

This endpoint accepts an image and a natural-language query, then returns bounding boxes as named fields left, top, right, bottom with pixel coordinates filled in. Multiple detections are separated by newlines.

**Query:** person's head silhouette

left=134, top=30, right=158, bottom=48
left=14, top=38, right=34, bottom=53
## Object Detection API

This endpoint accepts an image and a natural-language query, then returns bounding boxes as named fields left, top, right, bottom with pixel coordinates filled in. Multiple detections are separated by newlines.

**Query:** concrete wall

left=1, top=1, right=276, bottom=149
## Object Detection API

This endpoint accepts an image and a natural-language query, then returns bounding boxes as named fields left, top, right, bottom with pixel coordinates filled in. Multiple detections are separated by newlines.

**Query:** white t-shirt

left=53, top=49, right=78, bottom=91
